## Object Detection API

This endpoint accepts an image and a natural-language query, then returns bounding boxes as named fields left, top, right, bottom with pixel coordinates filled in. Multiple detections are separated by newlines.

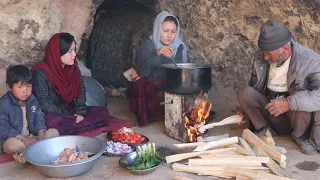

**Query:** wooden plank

left=165, top=148, right=236, bottom=163
left=188, top=157, right=269, bottom=166
left=194, top=137, right=239, bottom=151
left=239, top=137, right=256, bottom=156
left=242, top=129, right=286, bottom=163
left=227, top=144, right=251, bottom=156
left=253, top=146, right=289, bottom=177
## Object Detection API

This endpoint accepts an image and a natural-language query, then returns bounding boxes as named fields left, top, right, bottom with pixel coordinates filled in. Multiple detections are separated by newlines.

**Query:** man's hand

left=74, top=114, right=84, bottom=123
left=265, top=98, right=291, bottom=117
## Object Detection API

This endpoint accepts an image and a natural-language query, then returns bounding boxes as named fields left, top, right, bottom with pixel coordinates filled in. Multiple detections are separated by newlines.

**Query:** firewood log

left=172, top=163, right=295, bottom=180
left=165, top=148, right=236, bottom=163
left=173, top=142, right=206, bottom=148
left=188, top=157, right=269, bottom=167
left=174, top=176, right=193, bottom=180
left=198, top=114, right=243, bottom=133
left=239, top=137, right=256, bottom=156
left=194, top=137, right=239, bottom=151
left=242, top=129, right=286, bottom=163
left=200, top=168, right=296, bottom=180
left=236, top=175, right=253, bottom=180
left=199, top=154, right=246, bottom=158
left=253, top=146, right=289, bottom=177
left=227, top=144, right=251, bottom=156
left=280, top=161, right=287, bottom=168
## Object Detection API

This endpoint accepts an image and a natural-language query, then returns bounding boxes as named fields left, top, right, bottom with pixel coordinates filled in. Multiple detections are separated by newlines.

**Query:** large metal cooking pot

left=23, top=136, right=105, bottom=177
left=161, top=63, right=212, bottom=95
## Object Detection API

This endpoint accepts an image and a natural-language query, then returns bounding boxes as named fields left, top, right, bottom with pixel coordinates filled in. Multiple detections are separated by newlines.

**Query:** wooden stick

left=261, top=136, right=276, bottom=147
left=173, top=142, right=206, bottom=148
left=172, top=163, right=268, bottom=172
left=236, top=175, right=253, bottom=180
left=202, top=134, right=229, bottom=142
left=242, top=129, right=286, bottom=163
left=260, top=130, right=275, bottom=147
left=253, top=146, right=289, bottom=177
left=165, top=148, right=236, bottom=163
left=194, top=137, right=239, bottom=151
left=280, top=161, right=287, bottom=168
left=227, top=144, right=251, bottom=156
left=199, top=154, right=246, bottom=158
left=198, top=114, right=243, bottom=133
left=188, top=157, right=269, bottom=166
left=239, top=137, right=256, bottom=156
left=200, top=168, right=295, bottom=180
left=172, top=163, right=294, bottom=180
left=174, top=176, right=193, bottom=180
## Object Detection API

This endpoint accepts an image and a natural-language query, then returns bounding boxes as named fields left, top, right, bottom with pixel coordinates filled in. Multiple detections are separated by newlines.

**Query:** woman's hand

left=74, top=114, right=84, bottom=123
left=130, top=71, right=141, bottom=82
left=157, top=46, right=173, bottom=57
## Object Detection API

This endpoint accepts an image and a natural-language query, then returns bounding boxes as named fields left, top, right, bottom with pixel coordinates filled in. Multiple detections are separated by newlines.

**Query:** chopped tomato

left=111, top=129, right=145, bottom=144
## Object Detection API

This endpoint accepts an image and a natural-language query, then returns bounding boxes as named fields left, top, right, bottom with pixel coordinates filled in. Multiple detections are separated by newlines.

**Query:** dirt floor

left=0, top=97, right=319, bottom=180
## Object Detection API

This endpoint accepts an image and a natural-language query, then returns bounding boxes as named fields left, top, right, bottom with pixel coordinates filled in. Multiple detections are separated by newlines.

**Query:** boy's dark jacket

left=0, top=92, right=47, bottom=152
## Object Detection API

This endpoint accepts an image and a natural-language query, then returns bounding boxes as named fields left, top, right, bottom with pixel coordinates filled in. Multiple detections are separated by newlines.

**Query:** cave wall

left=158, top=0, right=320, bottom=103
left=0, top=0, right=97, bottom=67
left=0, top=0, right=98, bottom=95
left=0, top=0, right=319, bottom=103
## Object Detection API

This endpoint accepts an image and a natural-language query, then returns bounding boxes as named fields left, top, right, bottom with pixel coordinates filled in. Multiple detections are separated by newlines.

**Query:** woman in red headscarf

left=32, top=33, right=130, bottom=135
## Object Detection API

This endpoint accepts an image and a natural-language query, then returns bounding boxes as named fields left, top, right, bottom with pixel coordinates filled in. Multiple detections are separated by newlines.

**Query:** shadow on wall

left=84, top=1, right=156, bottom=89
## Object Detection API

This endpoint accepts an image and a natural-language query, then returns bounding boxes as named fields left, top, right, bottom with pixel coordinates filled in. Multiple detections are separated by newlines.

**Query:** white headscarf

left=149, top=11, right=187, bottom=62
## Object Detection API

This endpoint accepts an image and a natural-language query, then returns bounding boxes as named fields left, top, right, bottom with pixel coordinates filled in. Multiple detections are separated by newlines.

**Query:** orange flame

left=185, top=92, right=212, bottom=142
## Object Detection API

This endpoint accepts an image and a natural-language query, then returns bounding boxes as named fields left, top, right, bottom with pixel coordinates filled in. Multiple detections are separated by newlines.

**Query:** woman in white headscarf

left=129, top=11, right=188, bottom=126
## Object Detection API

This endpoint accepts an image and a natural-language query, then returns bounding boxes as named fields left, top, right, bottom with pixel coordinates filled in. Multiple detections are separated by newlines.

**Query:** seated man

left=0, top=65, right=59, bottom=163
left=238, top=19, right=320, bottom=155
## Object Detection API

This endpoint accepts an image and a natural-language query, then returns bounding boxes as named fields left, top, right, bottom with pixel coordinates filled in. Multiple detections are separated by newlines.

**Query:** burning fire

left=185, top=91, right=212, bottom=142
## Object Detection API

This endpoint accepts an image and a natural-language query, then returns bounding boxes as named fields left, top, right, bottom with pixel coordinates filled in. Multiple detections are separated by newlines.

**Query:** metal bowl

left=23, top=135, right=105, bottom=178
left=107, top=131, right=149, bottom=146
left=119, top=151, right=161, bottom=175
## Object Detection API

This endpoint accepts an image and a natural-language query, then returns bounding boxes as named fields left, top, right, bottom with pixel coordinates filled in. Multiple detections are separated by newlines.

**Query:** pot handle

left=159, top=100, right=173, bottom=105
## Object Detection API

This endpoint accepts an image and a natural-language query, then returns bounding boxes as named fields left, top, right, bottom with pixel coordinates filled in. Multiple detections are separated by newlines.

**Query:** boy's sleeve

left=33, top=103, right=47, bottom=132
left=0, top=106, right=20, bottom=140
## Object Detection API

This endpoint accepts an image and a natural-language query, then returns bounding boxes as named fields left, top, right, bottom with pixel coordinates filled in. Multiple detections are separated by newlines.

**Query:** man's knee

left=237, top=86, right=255, bottom=103
left=45, top=128, right=59, bottom=138
left=2, top=138, right=26, bottom=154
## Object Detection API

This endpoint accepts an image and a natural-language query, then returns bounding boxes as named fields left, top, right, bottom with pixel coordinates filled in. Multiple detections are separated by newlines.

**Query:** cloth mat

left=0, top=117, right=135, bottom=164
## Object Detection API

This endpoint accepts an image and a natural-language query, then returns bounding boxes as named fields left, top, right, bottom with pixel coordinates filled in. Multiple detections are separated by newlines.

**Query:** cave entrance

left=80, top=0, right=157, bottom=89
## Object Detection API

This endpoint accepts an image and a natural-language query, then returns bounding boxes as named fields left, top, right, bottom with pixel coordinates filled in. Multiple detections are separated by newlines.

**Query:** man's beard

left=269, top=51, right=286, bottom=67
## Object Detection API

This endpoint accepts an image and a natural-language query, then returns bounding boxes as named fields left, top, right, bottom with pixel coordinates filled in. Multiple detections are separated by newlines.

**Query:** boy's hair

left=6, top=65, right=32, bottom=88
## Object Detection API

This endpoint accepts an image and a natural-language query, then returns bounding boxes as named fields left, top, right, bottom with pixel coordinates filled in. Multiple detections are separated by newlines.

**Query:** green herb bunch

left=127, top=143, right=163, bottom=170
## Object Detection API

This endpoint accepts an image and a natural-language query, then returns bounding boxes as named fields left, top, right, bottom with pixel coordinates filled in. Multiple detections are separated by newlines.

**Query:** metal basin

left=119, top=151, right=161, bottom=175
left=83, top=76, right=107, bottom=107
left=161, top=63, right=212, bottom=95
left=23, top=136, right=105, bottom=178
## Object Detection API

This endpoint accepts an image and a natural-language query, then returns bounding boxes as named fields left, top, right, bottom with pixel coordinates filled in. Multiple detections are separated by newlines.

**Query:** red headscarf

left=32, top=33, right=81, bottom=103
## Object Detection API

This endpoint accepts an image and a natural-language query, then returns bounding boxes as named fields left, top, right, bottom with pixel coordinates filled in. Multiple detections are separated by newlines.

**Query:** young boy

left=0, top=65, right=59, bottom=163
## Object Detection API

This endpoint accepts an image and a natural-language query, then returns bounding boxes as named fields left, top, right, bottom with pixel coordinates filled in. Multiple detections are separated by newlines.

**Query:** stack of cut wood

left=166, top=129, right=295, bottom=180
